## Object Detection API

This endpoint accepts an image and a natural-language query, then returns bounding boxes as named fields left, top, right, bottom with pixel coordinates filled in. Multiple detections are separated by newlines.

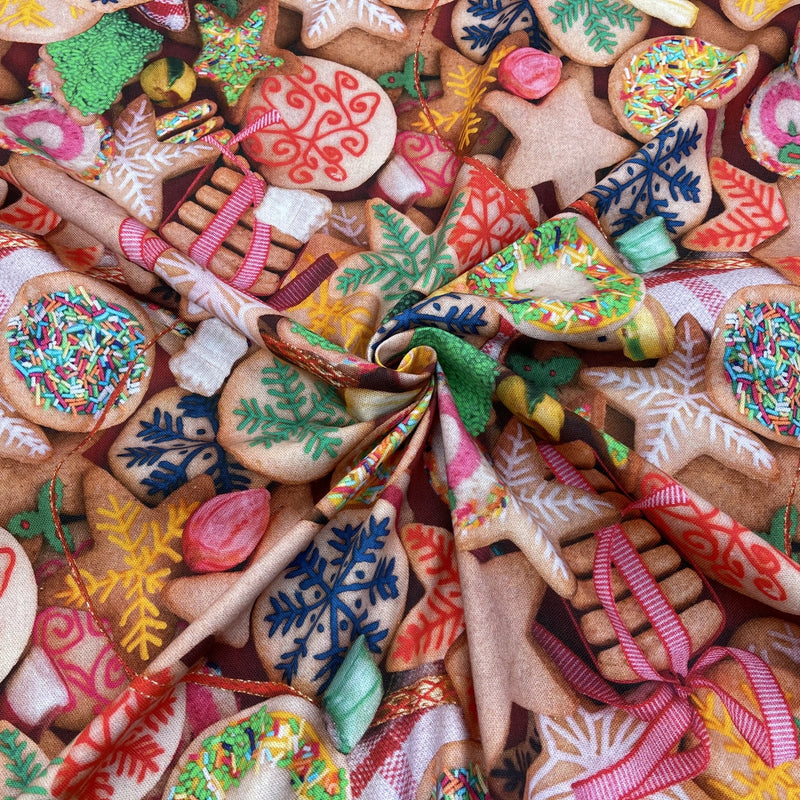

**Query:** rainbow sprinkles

left=5, top=285, right=150, bottom=416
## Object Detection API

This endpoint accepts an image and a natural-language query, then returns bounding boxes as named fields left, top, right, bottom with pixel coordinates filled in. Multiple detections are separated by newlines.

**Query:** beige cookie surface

left=0, top=272, right=154, bottom=433
left=0, top=527, right=36, bottom=682
left=707, top=285, right=800, bottom=447
left=243, top=56, right=397, bottom=192
left=0, top=0, right=100, bottom=42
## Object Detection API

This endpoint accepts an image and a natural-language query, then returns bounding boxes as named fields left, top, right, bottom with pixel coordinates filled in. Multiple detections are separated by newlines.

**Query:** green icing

left=506, top=352, right=580, bottom=412
left=8, top=479, right=73, bottom=554
left=757, top=505, right=800, bottom=564
left=411, top=328, right=500, bottom=436
left=0, top=727, right=47, bottom=795
left=290, top=322, right=348, bottom=353
left=46, top=12, right=163, bottom=116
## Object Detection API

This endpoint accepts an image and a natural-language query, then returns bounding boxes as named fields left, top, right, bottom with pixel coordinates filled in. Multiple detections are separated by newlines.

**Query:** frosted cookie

left=586, top=106, right=712, bottom=240
left=531, top=0, right=649, bottom=66
left=719, top=0, right=800, bottom=31
left=681, top=157, right=789, bottom=252
left=40, top=11, right=163, bottom=121
left=706, top=285, right=800, bottom=447
left=244, top=56, right=397, bottom=192
left=742, top=26, right=800, bottom=178
left=608, top=36, right=758, bottom=142
left=0, top=273, right=154, bottom=433
left=581, top=314, right=780, bottom=479
left=0, top=0, right=100, bottom=42
left=0, top=527, right=36, bottom=682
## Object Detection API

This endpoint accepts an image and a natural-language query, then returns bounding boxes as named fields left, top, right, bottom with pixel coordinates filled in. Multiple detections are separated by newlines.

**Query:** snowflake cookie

left=251, top=502, right=408, bottom=699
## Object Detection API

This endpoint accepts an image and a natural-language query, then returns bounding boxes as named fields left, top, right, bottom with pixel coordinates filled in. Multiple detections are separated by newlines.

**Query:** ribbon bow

left=532, top=446, right=798, bottom=799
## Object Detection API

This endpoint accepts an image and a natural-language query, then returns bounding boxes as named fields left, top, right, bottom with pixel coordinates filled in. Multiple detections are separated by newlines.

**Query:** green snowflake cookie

left=46, top=11, right=163, bottom=116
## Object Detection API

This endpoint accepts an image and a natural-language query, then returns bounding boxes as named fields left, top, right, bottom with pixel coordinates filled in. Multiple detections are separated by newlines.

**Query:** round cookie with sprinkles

left=0, top=273, right=155, bottom=432
left=608, top=36, right=758, bottom=142
left=707, top=285, right=800, bottom=446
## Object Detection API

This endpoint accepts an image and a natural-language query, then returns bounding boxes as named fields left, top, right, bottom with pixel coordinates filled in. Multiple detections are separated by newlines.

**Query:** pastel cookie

left=244, top=56, right=396, bottom=191
left=163, top=695, right=350, bottom=800
left=706, top=285, right=800, bottom=446
left=0, top=527, right=36, bottom=682
left=742, top=28, right=800, bottom=177
left=719, top=0, right=800, bottom=30
left=531, top=0, right=649, bottom=66
left=0, top=0, right=100, bottom=43
left=609, top=36, right=758, bottom=142
left=581, top=314, right=780, bottom=479
left=0, top=272, right=155, bottom=433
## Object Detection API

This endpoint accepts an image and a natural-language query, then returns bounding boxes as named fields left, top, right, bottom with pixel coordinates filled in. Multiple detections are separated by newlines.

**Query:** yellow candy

left=140, top=57, right=196, bottom=108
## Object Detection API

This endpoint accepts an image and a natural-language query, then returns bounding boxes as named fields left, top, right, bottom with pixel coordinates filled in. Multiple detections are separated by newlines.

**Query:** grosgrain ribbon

left=533, top=443, right=799, bottom=798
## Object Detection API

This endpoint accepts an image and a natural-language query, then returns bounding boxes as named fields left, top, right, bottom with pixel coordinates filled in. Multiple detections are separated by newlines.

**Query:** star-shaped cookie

left=87, top=94, right=221, bottom=228
left=752, top=177, right=800, bottom=282
left=455, top=549, right=577, bottom=767
left=681, top=157, right=788, bottom=252
left=580, top=314, right=780, bottom=480
left=39, top=466, right=216, bottom=671
left=193, top=1, right=297, bottom=122
left=480, top=79, right=638, bottom=206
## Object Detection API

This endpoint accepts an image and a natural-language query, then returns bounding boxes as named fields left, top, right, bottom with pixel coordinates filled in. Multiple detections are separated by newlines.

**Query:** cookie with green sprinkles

left=42, top=11, right=163, bottom=120
left=0, top=272, right=155, bottom=433
left=707, top=285, right=800, bottom=447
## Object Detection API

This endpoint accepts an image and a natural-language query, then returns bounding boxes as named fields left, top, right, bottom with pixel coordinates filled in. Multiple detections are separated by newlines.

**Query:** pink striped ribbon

left=533, top=442, right=799, bottom=798
left=190, top=110, right=283, bottom=291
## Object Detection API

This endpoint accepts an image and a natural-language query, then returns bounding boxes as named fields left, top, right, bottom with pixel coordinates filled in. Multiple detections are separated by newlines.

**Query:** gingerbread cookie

left=582, top=314, right=780, bottom=479
left=0, top=272, right=155, bottom=433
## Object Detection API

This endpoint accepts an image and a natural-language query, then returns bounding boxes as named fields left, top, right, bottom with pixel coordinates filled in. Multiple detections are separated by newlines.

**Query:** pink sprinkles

left=723, top=300, right=800, bottom=437
left=5, top=286, right=149, bottom=416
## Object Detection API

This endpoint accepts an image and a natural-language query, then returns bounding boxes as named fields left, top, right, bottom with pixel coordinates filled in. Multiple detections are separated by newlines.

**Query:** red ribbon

left=532, top=444, right=799, bottom=798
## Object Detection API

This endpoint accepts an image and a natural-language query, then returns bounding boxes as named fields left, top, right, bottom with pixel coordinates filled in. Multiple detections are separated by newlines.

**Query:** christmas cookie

left=581, top=314, right=779, bottom=479
left=530, top=0, right=649, bottom=66
left=586, top=106, right=712, bottom=240
left=41, top=11, right=163, bottom=121
left=0, top=0, right=100, bottom=43
left=0, top=273, right=155, bottom=433
left=742, top=26, right=800, bottom=177
left=0, top=527, right=36, bottom=682
left=243, top=56, right=397, bottom=192
left=706, top=285, right=800, bottom=446
left=108, top=386, right=268, bottom=504
left=608, top=36, right=758, bottom=142
left=163, top=695, right=350, bottom=800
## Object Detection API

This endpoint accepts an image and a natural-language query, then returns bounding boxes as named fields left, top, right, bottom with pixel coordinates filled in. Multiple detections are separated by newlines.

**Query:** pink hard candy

left=498, top=48, right=562, bottom=100
left=183, top=488, right=271, bottom=573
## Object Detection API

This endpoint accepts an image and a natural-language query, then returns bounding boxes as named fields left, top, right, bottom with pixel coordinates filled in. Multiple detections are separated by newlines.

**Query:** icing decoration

left=44, top=11, right=164, bottom=117
left=497, top=46, right=561, bottom=99
left=450, top=215, right=644, bottom=341
left=682, top=157, right=789, bottom=251
left=431, top=764, right=490, bottom=799
left=742, top=28, right=800, bottom=177
left=0, top=527, right=36, bottom=682
left=140, top=57, right=196, bottom=107
left=4, top=284, right=149, bottom=417
left=581, top=314, right=779, bottom=477
left=193, top=3, right=285, bottom=107
left=155, top=99, right=218, bottom=139
left=166, top=697, right=349, bottom=800
left=322, top=634, right=383, bottom=754
left=244, top=57, right=397, bottom=192
left=612, top=36, right=756, bottom=141
left=587, top=105, right=711, bottom=238
left=182, top=487, right=271, bottom=573
left=378, top=54, right=430, bottom=99
left=614, top=216, right=679, bottom=273
left=719, top=300, right=800, bottom=441
left=0, top=96, right=112, bottom=179
left=627, top=0, right=698, bottom=26
left=8, top=478, right=73, bottom=553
